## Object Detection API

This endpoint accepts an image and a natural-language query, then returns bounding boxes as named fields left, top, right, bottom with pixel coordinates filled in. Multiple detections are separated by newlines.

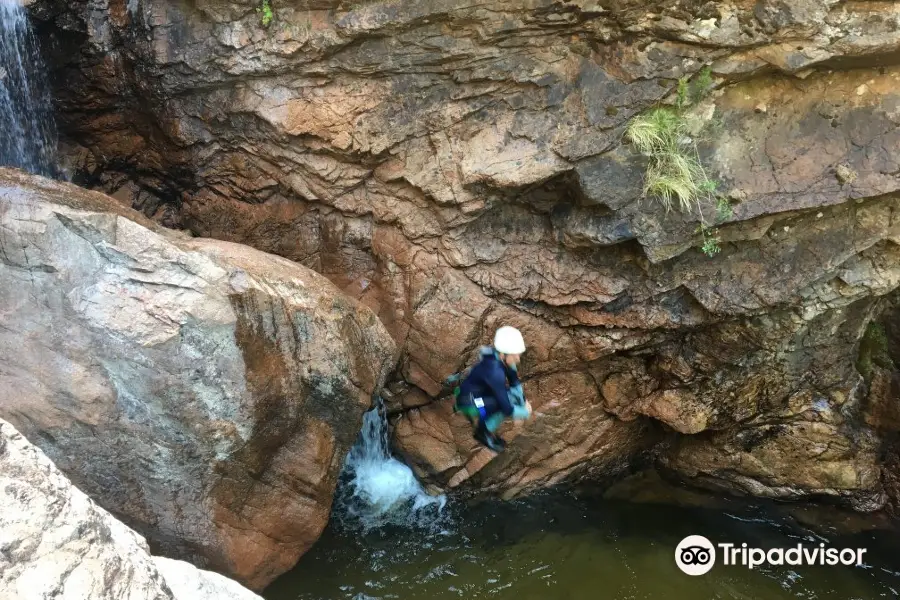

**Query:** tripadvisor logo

left=675, top=535, right=868, bottom=576
left=676, top=535, right=716, bottom=575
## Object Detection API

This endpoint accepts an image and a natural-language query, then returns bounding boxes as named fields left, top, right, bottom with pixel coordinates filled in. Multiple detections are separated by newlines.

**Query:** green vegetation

left=674, top=66, right=714, bottom=109
left=700, top=228, right=721, bottom=257
left=715, top=195, right=733, bottom=221
left=690, top=67, right=715, bottom=104
left=697, top=197, right=734, bottom=256
left=857, top=322, right=895, bottom=382
left=625, top=66, right=730, bottom=257
left=627, top=107, right=708, bottom=214
left=258, top=0, right=274, bottom=27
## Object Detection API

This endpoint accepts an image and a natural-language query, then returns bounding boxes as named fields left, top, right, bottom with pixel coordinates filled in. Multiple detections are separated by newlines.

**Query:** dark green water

left=265, top=489, right=900, bottom=600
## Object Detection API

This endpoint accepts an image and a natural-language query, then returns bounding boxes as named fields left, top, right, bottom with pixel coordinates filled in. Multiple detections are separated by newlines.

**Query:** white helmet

left=493, top=326, right=526, bottom=355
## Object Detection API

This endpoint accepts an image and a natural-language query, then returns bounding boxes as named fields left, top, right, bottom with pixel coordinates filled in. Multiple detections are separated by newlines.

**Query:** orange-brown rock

left=660, top=421, right=885, bottom=511
left=393, top=370, right=657, bottom=498
left=0, top=169, right=396, bottom=589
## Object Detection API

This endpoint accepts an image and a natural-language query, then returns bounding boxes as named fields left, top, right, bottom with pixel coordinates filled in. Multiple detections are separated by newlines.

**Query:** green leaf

left=258, top=0, right=274, bottom=27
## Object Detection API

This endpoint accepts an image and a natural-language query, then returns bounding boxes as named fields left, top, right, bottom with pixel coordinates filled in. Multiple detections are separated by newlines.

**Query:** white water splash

left=0, top=0, right=58, bottom=176
left=336, top=398, right=446, bottom=532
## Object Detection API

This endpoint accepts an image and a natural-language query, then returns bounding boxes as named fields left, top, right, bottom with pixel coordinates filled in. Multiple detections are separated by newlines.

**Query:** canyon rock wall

left=25, top=0, right=900, bottom=508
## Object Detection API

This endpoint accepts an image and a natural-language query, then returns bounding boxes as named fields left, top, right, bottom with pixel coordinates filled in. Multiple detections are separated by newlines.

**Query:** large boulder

left=0, top=169, right=397, bottom=589
left=0, top=418, right=262, bottom=600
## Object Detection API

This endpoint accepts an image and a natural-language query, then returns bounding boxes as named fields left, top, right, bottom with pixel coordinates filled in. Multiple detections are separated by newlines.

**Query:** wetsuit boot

left=474, top=421, right=505, bottom=452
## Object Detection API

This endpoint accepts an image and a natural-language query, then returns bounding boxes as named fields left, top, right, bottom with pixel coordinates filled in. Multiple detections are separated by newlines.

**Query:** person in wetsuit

left=454, top=326, right=532, bottom=452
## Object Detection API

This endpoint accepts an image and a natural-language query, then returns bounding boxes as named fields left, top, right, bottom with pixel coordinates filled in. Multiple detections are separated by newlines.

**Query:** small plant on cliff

left=691, top=67, right=715, bottom=103
left=699, top=225, right=721, bottom=257
left=258, top=0, right=274, bottom=27
left=674, top=66, right=714, bottom=109
left=715, top=195, right=733, bottom=222
left=627, top=66, right=727, bottom=256
left=626, top=106, right=717, bottom=214
left=695, top=193, right=734, bottom=257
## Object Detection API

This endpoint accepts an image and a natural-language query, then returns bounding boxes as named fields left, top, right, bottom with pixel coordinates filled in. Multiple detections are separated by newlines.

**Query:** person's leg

left=455, top=404, right=480, bottom=427
left=479, top=407, right=507, bottom=450
left=481, top=404, right=531, bottom=449
left=474, top=418, right=505, bottom=451
left=454, top=390, right=481, bottom=429
left=473, top=398, right=507, bottom=451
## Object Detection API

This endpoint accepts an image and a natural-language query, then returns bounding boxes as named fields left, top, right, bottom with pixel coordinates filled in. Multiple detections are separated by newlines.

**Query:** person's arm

left=504, top=362, right=521, bottom=387
left=504, top=362, right=528, bottom=407
left=486, top=365, right=514, bottom=416
left=507, top=381, right=531, bottom=420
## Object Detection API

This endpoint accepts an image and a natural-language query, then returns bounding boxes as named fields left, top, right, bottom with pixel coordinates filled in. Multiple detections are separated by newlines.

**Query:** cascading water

left=0, top=0, right=58, bottom=176
left=334, top=398, right=447, bottom=532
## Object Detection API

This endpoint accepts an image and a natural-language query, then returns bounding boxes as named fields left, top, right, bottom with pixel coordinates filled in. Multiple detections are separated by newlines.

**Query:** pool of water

left=264, top=488, right=900, bottom=600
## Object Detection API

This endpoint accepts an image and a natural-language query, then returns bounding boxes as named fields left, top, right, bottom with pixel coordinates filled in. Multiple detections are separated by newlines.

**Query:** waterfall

left=334, top=398, right=447, bottom=532
left=0, top=0, right=58, bottom=176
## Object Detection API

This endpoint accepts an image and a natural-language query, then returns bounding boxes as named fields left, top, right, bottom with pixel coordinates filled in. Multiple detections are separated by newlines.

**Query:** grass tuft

left=626, top=66, right=729, bottom=257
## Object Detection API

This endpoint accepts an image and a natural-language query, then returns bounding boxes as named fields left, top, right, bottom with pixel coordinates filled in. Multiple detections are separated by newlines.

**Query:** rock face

left=860, top=291, right=900, bottom=515
left=0, top=169, right=396, bottom=589
left=25, top=1, right=900, bottom=508
left=0, top=418, right=262, bottom=600
left=152, top=558, right=263, bottom=600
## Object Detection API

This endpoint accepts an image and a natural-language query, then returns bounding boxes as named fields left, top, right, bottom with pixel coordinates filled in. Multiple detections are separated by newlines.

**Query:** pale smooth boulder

left=0, top=418, right=262, bottom=600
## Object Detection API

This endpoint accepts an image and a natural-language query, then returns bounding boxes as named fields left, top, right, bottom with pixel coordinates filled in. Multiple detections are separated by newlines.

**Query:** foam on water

left=335, top=398, right=446, bottom=532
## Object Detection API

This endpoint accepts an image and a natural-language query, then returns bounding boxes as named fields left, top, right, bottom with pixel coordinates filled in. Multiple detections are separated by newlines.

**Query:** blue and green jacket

left=456, top=348, right=524, bottom=416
